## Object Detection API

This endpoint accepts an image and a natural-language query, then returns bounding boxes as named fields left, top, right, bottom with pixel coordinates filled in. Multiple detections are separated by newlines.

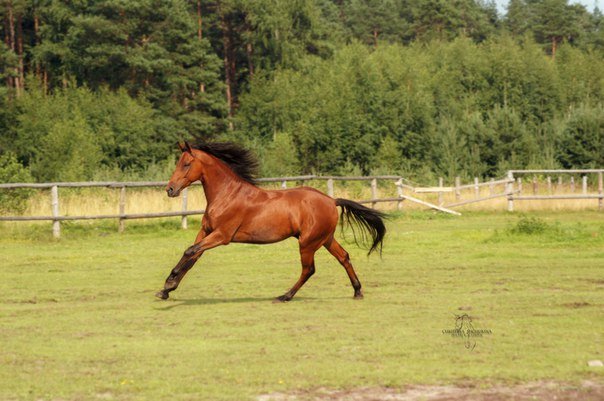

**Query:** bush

left=508, top=215, right=549, bottom=235
left=0, top=153, right=33, bottom=213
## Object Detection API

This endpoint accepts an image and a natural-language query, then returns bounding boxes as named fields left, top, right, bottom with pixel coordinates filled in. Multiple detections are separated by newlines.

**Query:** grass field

left=1, top=212, right=603, bottom=400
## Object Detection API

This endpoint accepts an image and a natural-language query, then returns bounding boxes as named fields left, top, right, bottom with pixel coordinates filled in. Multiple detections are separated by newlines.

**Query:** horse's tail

left=335, top=198, right=386, bottom=255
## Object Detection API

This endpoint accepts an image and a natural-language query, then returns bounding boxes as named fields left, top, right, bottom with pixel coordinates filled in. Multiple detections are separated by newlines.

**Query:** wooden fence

left=506, top=169, right=604, bottom=212
left=1, top=169, right=602, bottom=238
left=0, top=175, right=407, bottom=238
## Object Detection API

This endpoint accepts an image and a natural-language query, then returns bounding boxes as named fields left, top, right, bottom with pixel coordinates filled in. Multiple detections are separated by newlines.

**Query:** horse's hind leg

left=274, top=243, right=319, bottom=303
left=324, top=237, right=363, bottom=299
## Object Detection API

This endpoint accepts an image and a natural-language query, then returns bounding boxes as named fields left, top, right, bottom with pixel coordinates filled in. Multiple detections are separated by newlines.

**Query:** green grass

left=1, top=212, right=603, bottom=400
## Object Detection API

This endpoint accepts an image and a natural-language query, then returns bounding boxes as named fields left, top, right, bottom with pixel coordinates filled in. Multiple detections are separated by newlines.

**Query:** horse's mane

left=193, top=141, right=259, bottom=185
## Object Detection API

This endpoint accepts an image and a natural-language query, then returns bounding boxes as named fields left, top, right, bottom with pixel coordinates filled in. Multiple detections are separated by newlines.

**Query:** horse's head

left=166, top=142, right=202, bottom=197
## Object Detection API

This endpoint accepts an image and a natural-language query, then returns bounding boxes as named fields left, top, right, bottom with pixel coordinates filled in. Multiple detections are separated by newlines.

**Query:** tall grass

left=1, top=178, right=602, bottom=221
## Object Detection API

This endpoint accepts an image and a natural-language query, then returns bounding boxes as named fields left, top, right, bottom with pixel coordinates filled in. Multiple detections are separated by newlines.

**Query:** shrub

left=508, top=215, right=548, bottom=235
left=0, top=153, right=33, bottom=213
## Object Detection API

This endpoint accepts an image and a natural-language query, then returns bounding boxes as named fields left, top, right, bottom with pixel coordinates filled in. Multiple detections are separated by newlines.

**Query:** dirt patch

left=258, top=381, right=604, bottom=401
left=562, top=301, right=592, bottom=308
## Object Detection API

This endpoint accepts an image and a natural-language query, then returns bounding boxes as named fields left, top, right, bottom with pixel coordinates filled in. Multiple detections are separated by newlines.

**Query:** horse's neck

left=201, top=158, right=254, bottom=205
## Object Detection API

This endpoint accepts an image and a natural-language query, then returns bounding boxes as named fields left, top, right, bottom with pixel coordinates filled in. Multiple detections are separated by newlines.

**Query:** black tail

left=336, top=198, right=386, bottom=255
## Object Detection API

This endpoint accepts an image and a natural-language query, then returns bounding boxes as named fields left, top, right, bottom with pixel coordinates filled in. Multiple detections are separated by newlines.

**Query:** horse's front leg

left=155, top=230, right=228, bottom=300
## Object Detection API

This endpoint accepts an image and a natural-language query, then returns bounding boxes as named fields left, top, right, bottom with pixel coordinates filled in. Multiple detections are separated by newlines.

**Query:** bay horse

left=156, top=141, right=386, bottom=302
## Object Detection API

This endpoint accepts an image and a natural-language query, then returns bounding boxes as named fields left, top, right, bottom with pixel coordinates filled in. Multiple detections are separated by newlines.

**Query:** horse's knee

left=184, top=243, right=200, bottom=257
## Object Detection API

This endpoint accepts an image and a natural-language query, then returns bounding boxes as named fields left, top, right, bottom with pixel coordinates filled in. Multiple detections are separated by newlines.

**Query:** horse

left=156, top=141, right=386, bottom=302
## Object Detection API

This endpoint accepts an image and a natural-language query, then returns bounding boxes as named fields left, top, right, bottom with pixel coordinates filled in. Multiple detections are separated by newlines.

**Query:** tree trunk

left=373, top=29, right=378, bottom=48
left=33, top=7, right=47, bottom=93
left=3, top=14, right=9, bottom=46
left=3, top=14, right=12, bottom=89
left=17, top=13, right=24, bottom=91
left=7, top=1, right=21, bottom=95
left=220, top=8, right=235, bottom=119
left=34, top=11, right=41, bottom=78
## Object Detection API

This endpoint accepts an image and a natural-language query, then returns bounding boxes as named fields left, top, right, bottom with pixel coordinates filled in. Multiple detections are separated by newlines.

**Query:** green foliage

left=344, top=0, right=411, bottom=45
left=496, top=214, right=600, bottom=243
left=0, top=152, right=33, bottom=213
left=7, top=85, right=176, bottom=181
left=508, top=215, right=550, bottom=235
left=257, top=132, right=301, bottom=177
left=32, top=112, right=102, bottom=181
left=0, top=0, right=603, bottom=183
left=559, top=103, right=604, bottom=168
left=238, top=36, right=604, bottom=180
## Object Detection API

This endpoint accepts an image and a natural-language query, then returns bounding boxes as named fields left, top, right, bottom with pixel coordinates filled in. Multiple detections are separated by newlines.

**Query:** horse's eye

left=184, top=162, right=191, bottom=167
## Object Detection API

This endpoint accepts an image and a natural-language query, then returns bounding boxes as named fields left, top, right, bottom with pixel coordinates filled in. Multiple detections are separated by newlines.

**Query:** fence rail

left=1, top=169, right=602, bottom=238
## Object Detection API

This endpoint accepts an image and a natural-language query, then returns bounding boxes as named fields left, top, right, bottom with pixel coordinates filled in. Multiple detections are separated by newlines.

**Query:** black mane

left=193, top=141, right=259, bottom=184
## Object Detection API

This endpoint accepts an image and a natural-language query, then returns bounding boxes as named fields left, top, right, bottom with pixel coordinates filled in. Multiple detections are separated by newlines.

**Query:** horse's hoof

left=354, top=291, right=364, bottom=300
left=155, top=291, right=169, bottom=300
left=273, top=295, right=291, bottom=303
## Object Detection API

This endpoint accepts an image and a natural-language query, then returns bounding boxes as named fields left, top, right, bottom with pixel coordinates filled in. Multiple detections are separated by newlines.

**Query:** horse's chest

left=203, top=204, right=243, bottom=230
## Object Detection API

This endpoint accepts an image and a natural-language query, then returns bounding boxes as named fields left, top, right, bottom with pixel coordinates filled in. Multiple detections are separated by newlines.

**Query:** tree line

left=0, top=0, right=603, bottom=184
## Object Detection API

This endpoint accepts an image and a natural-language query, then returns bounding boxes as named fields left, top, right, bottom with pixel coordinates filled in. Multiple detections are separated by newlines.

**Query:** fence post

left=582, top=176, right=588, bottom=195
left=181, top=187, right=188, bottom=229
left=474, top=177, right=479, bottom=198
left=507, top=171, right=514, bottom=212
left=327, top=178, right=334, bottom=198
left=599, top=172, right=603, bottom=211
left=51, top=185, right=60, bottom=238
left=438, top=177, right=444, bottom=205
left=455, top=176, right=461, bottom=202
left=371, top=178, right=377, bottom=208
left=533, top=176, right=538, bottom=195
left=517, top=177, right=523, bottom=195
left=396, top=178, right=404, bottom=210
left=118, top=186, right=126, bottom=233
left=281, top=180, right=287, bottom=189
left=570, top=176, right=575, bottom=193
left=557, top=176, right=562, bottom=193
left=547, top=176, right=552, bottom=194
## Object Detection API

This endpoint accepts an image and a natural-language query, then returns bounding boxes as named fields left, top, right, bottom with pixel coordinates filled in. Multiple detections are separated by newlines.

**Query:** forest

left=1, top=0, right=603, bottom=183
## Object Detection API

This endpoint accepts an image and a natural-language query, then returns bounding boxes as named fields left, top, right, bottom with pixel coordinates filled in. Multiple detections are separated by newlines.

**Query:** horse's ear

left=177, top=142, right=192, bottom=153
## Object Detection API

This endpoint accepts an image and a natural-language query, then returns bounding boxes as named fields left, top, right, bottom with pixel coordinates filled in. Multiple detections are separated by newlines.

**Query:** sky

left=495, top=0, right=600, bottom=14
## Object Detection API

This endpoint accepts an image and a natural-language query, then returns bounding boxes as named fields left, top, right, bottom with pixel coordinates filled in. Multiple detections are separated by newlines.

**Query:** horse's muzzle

left=166, top=185, right=181, bottom=197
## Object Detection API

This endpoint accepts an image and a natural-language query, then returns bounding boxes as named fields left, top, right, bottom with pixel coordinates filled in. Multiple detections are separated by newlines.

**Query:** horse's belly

left=231, top=228, right=292, bottom=244
left=231, top=208, right=296, bottom=244
left=232, top=223, right=294, bottom=244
